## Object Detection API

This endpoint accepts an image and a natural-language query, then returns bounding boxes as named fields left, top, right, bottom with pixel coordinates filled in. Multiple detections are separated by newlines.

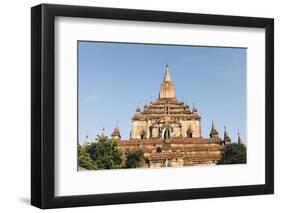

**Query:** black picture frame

left=31, top=3, right=274, bottom=209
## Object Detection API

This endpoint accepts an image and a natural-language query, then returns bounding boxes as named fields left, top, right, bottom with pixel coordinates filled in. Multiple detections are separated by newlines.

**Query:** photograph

left=30, top=3, right=274, bottom=209
left=78, top=41, right=247, bottom=170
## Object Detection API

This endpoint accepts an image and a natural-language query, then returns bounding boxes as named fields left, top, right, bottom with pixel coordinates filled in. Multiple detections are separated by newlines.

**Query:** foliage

left=218, top=143, right=247, bottom=164
left=78, top=144, right=98, bottom=170
left=87, top=135, right=122, bottom=169
left=125, top=150, right=144, bottom=168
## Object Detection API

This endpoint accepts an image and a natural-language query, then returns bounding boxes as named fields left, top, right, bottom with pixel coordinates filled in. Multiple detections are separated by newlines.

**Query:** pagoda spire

left=135, top=103, right=142, bottom=114
left=224, top=126, right=229, bottom=138
left=164, top=63, right=172, bottom=82
left=223, top=126, right=231, bottom=144
left=192, top=102, right=198, bottom=114
left=209, top=120, right=219, bottom=138
left=111, top=122, right=121, bottom=140
left=159, top=64, right=176, bottom=99
left=238, top=131, right=243, bottom=144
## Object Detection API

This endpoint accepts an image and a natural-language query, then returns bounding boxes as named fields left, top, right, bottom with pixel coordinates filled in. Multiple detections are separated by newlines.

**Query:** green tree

left=125, top=150, right=144, bottom=168
left=218, top=143, right=247, bottom=164
left=78, top=145, right=98, bottom=170
left=87, top=135, right=122, bottom=169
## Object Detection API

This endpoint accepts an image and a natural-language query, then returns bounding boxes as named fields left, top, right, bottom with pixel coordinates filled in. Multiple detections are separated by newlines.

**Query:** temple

left=110, top=64, right=236, bottom=168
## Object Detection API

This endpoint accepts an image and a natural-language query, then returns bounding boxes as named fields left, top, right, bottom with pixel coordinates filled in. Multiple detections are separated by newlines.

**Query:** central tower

left=129, top=64, right=202, bottom=140
left=159, top=64, right=176, bottom=99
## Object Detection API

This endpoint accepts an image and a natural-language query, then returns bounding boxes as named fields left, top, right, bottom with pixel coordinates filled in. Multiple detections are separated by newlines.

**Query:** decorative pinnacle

left=192, top=102, right=198, bottom=113
left=136, top=103, right=141, bottom=113
left=224, top=126, right=229, bottom=137
left=238, top=131, right=243, bottom=144
left=212, top=120, right=215, bottom=129
left=209, top=120, right=219, bottom=138
left=164, top=64, right=172, bottom=82
left=144, top=100, right=148, bottom=107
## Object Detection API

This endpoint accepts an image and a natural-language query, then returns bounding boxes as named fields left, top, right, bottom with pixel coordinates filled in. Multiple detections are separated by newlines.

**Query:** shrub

left=78, top=145, right=97, bottom=170
left=87, top=135, right=122, bottom=169
left=125, top=150, right=144, bottom=168
left=218, top=143, right=247, bottom=164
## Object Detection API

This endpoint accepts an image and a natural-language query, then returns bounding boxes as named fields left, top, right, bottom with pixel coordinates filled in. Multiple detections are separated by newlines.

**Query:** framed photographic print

left=31, top=3, right=274, bottom=209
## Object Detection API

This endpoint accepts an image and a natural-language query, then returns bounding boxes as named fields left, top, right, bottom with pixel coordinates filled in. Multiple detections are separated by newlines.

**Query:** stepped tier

left=132, top=98, right=200, bottom=121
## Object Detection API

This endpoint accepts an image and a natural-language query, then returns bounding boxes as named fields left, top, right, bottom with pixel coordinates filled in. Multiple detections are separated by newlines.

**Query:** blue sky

left=78, top=41, right=246, bottom=144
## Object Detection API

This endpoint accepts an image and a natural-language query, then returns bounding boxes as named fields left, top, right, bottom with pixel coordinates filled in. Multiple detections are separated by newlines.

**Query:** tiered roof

left=132, top=64, right=200, bottom=121
left=132, top=99, right=200, bottom=121
left=111, top=125, right=121, bottom=139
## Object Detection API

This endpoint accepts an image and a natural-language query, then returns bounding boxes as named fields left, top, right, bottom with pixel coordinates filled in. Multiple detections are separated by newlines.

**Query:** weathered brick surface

left=118, top=138, right=223, bottom=168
